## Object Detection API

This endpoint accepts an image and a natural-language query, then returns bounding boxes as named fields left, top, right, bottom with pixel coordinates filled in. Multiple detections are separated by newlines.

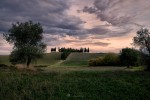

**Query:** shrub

left=89, top=57, right=103, bottom=66
left=89, top=53, right=120, bottom=66
left=102, top=53, right=120, bottom=66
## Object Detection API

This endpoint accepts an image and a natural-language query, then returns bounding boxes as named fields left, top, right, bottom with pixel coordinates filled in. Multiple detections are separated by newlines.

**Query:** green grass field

left=0, top=52, right=149, bottom=100
left=0, top=69, right=150, bottom=100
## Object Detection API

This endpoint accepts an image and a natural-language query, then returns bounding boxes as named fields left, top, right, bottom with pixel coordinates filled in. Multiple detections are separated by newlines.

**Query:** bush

left=89, top=57, right=103, bottom=66
left=89, top=53, right=120, bottom=66
left=102, top=53, right=120, bottom=66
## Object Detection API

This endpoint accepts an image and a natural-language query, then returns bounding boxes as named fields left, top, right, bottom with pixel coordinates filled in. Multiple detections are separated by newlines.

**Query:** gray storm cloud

left=83, top=0, right=150, bottom=26
left=0, top=0, right=150, bottom=54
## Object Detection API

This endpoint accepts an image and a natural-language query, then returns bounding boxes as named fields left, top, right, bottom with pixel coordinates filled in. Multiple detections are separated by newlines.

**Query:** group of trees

left=89, top=28, right=150, bottom=70
left=51, top=48, right=56, bottom=52
left=133, top=28, right=150, bottom=70
left=51, top=47, right=90, bottom=53
left=2, top=20, right=150, bottom=70
left=57, top=47, right=89, bottom=60
left=119, top=28, right=150, bottom=69
left=50, top=47, right=90, bottom=60
left=89, top=48, right=141, bottom=67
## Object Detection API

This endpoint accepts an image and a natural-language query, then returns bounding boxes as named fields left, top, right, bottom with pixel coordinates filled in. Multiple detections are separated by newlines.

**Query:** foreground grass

left=0, top=69, right=150, bottom=100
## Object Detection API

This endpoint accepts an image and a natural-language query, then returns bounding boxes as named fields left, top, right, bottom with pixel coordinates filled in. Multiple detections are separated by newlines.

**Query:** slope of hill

left=61, top=53, right=106, bottom=66
left=66, top=53, right=105, bottom=61
left=35, top=52, right=61, bottom=66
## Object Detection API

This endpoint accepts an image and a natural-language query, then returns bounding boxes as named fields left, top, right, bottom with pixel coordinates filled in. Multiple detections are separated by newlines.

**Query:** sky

left=0, top=0, right=150, bottom=55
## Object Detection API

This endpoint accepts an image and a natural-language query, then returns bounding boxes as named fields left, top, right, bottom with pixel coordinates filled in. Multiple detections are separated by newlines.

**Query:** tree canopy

left=3, top=21, right=46, bottom=67
left=133, top=28, right=150, bottom=55
left=120, top=48, right=140, bottom=68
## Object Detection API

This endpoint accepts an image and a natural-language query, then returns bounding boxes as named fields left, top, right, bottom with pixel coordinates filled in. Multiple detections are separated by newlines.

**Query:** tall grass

left=0, top=69, right=150, bottom=100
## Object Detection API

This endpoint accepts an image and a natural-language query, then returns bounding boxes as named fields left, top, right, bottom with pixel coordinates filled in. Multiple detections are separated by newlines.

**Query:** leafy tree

left=120, top=48, right=140, bottom=68
left=3, top=21, right=46, bottom=67
left=133, top=28, right=150, bottom=69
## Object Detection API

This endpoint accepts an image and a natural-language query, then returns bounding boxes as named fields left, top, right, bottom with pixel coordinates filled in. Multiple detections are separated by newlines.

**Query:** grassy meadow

left=0, top=69, right=150, bottom=100
left=0, top=52, right=150, bottom=100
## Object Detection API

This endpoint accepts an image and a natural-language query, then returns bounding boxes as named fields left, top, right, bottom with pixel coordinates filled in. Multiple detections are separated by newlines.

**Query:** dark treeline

left=58, top=47, right=89, bottom=53
left=51, top=47, right=89, bottom=60
left=51, top=47, right=89, bottom=53
left=51, top=48, right=56, bottom=52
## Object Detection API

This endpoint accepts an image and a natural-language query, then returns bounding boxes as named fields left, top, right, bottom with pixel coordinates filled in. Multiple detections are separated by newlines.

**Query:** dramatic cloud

left=0, top=0, right=150, bottom=54
left=83, top=0, right=150, bottom=26
left=0, top=0, right=84, bottom=33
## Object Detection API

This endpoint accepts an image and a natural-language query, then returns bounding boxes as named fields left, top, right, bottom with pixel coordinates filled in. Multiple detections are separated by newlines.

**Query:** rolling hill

left=0, top=52, right=106, bottom=67
left=60, top=53, right=106, bottom=66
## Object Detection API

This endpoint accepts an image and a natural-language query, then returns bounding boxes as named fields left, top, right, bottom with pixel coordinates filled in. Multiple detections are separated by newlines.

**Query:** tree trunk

left=27, top=56, right=31, bottom=68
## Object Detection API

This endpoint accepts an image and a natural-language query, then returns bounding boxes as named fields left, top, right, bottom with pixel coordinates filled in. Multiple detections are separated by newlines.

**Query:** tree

left=3, top=21, right=46, bottom=67
left=120, top=48, right=140, bottom=68
left=134, top=28, right=150, bottom=54
left=133, top=28, right=150, bottom=69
